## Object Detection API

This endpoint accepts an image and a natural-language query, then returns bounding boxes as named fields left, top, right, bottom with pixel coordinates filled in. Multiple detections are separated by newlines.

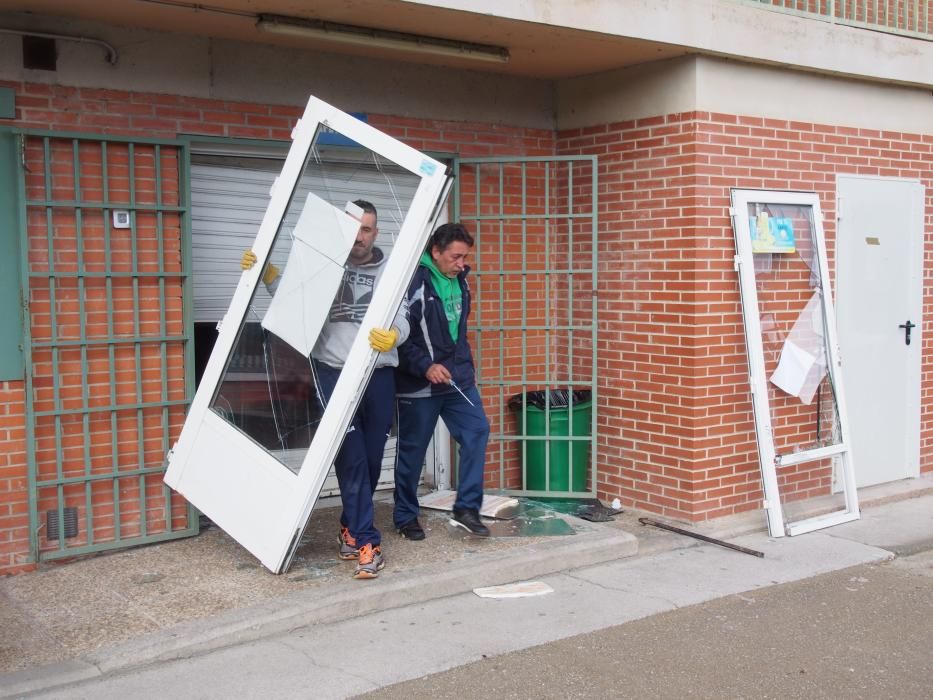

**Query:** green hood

left=421, top=252, right=462, bottom=341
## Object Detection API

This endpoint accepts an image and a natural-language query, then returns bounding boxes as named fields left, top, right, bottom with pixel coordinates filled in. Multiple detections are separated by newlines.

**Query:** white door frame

left=730, top=189, right=860, bottom=537
left=165, top=95, right=451, bottom=573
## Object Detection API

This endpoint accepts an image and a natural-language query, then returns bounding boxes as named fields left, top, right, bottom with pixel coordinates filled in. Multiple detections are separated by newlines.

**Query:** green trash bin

left=509, top=389, right=592, bottom=492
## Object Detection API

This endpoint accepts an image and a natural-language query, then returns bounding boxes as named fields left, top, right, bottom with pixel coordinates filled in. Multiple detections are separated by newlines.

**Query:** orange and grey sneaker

left=353, top=543, right=385, bottom=579
left=338, top=527, right=358, bottom=560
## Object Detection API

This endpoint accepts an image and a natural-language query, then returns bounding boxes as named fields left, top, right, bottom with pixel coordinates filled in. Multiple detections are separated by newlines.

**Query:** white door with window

left=165, top=96, right=451, bottom=573
left=189, top=146, right=424, bottom=495
left=835, top=175, right=924, bottom=488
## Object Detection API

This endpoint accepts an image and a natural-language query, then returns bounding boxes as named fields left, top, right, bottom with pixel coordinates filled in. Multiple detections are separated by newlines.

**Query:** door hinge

left=18, top=134, right=32, bottom=172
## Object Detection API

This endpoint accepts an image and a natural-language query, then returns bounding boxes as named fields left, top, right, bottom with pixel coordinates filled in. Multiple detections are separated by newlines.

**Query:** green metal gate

left=454, top=156, right=598, bottom=497
left=16, top=130, right=198, bottom=562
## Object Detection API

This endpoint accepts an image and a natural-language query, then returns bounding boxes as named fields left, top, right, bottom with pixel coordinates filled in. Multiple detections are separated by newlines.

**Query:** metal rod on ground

left=638, top=517, right=765, bottom=558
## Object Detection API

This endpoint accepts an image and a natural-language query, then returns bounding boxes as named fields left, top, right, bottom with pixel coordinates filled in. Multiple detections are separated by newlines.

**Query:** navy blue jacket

left=396, top=264, right=476, bottom=397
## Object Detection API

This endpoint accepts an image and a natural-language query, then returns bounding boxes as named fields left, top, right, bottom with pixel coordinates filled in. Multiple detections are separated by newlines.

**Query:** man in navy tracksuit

left=243, top=200, right=405, bottom=579
left=393, top=223, right=490, bottom=539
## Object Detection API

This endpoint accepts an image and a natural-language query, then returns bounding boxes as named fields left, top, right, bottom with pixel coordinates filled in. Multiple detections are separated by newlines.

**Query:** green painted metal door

left=454, top=156, right=598, bottom=498
left=16, top=130, right=198, bottom=562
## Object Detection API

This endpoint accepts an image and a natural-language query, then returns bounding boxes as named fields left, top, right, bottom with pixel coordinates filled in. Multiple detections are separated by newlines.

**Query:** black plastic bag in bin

left=508, top=389, right=592, bottom=411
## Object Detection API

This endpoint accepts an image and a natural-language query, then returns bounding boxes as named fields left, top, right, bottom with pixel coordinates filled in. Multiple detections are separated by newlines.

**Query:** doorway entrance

left=454, top=156, right=599, bottom=498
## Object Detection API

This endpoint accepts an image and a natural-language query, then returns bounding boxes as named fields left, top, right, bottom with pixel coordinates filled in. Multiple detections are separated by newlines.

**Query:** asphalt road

left=359, top=553, right=933, bottom=700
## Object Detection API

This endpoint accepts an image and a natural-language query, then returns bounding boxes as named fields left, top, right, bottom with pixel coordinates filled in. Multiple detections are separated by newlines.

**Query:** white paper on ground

left=261, top=194, right=358, bottom=355
left=473, top=581, right=554, bottom=599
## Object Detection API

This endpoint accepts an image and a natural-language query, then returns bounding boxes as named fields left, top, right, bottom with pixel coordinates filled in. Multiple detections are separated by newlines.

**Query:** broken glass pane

left=208, top=125, right=420, bottom=473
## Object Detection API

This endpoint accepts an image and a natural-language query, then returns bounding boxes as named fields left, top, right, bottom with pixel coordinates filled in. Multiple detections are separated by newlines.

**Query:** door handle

left=899, top=320, right=916, bottom=345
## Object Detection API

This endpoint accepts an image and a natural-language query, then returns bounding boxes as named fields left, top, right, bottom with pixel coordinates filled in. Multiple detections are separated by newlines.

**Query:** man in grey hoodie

left=242, top=200, right=407, bottom=579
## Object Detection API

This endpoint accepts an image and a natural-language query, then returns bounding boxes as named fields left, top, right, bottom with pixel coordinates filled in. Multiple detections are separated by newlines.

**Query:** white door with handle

left=835, top=175, right=924, bottom=488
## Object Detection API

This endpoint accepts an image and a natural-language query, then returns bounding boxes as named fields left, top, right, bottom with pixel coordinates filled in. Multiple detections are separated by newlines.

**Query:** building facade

left=1, top=0, right=931, bottom=574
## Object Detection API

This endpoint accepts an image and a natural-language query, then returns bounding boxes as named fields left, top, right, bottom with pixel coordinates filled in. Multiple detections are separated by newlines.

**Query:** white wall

left=558, top=56, right=933, bottom=134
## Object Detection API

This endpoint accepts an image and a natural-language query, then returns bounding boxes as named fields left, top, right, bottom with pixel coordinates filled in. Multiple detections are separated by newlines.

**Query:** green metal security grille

left=454, top=156, right=598, bottom=498
left=16, top=130, right=198, bottom=562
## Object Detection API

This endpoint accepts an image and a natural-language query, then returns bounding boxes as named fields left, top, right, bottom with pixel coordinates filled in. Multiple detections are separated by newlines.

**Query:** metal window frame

left=0, top=130, right=24, bottom=379
left=15, top=128, right=199, bottom=562
left=730, top=188, right=859, bottom=537
left=454, top=155, right=599, bottom=498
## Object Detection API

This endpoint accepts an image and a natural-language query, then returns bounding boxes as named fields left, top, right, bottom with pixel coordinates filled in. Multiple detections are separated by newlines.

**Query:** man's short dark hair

left=353, top=199, right=377, bottom=222
left=429, top=223, right=474, bottom=252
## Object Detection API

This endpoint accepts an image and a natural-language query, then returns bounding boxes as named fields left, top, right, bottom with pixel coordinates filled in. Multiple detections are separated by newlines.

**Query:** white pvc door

left=164, top=96, right=451, bottom=573
left=836, top=176, right=924, bottom=487
left=731, top=189, right=859, bottom=537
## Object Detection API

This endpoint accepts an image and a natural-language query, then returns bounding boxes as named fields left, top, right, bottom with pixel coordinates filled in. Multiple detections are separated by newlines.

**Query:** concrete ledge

left=0, top=526, right=637, bottom=698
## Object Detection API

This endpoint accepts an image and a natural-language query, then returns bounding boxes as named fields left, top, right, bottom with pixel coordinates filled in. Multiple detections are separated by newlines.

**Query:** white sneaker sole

left=448, top=517, right=491, bottom=538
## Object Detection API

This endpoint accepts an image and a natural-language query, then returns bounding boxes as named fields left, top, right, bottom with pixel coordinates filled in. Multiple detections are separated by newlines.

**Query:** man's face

left=431, top=240, right=471, bottom=278
left=348, top=211, right=378, bottom=264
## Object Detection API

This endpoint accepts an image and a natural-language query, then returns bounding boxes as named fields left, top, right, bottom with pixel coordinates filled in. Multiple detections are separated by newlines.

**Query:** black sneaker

left=397, top=518, right=426, bottom=541
left=451, top=508, right=490, bottom=538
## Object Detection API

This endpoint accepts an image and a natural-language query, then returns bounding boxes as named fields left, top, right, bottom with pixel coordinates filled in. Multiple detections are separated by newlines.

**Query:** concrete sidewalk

left=2, top=479, right=932, bottom=698
left=0, top=494, right=641, bottom=691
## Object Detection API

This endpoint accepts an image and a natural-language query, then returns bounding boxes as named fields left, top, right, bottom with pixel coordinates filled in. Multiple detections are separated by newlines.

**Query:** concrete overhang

left=0, top=0, right=929, bottom=87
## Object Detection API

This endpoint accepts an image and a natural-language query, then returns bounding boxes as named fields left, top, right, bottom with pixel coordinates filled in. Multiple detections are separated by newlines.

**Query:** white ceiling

left=0, top=0, right=687, bottom=78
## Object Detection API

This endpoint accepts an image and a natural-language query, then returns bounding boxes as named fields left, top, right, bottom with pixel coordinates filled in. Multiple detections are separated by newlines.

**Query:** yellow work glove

left=240, top=250, right=279, bottom=285
left=262, top=263, right=280, bottom=286
left=368, top=327, right=399, bottom=353
left=240, top=250, right=257, bottom=270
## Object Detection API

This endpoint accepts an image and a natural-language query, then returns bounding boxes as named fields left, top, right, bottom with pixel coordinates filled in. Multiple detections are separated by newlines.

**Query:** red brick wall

left=0, top=383, right=29, bottom=574
left=558, top=112, right=933, bottom=521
